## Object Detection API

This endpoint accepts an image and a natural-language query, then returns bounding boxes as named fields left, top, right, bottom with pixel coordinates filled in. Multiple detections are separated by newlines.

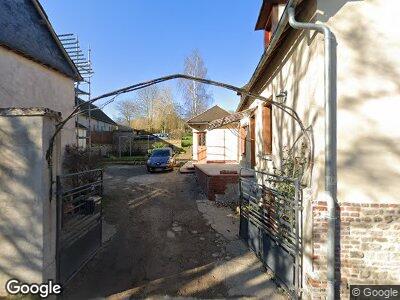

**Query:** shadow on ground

left=61, top=165, right=287, bottom=299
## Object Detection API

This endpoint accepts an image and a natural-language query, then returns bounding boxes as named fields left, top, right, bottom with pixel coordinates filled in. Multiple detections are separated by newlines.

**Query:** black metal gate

left=56, top=169, right=103, bottom=284
left=239, top=169, right=302, bottom=299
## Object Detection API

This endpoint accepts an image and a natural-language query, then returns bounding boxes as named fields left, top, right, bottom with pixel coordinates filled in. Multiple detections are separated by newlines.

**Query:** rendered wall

left=0, top=109, right=60, bottom=296
left=192, top=128, right=199, bottom=161
left=78, top=116, right=116, bottom=132
left=303, top=1, right=400, bottom=298
left=206, top=128, right=239, bottom=162
left=0, top=46, right=76, bottom=154
left=243, top=0, right=400, bottom=298
left=318, top=0, right=400, bottom=205
left=240, top=0, right=326, bottom=295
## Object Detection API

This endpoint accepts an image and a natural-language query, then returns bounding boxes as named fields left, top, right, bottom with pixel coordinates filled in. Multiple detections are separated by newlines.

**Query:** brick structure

left=195, top=167, right=239, bottom=201
left=305, top=201, right=400, bottom=299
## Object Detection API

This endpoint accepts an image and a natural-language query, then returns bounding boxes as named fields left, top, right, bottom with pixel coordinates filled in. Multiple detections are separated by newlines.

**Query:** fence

left=56, top=169, right=103, bottom=284
left=91, top=131, right=113, bottom=144
left=239, top=168, right=303, bottom=299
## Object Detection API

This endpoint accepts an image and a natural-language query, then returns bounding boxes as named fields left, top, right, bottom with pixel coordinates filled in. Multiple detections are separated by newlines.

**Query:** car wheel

left=147, top=167, right=152, bottom=173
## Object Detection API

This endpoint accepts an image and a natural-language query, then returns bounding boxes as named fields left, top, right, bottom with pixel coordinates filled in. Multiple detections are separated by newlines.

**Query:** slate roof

left=76, top=98, right=117, bottom=125
left=187, top=105, right=231, bottom=124
left=0, top=0, right=81, bottom=80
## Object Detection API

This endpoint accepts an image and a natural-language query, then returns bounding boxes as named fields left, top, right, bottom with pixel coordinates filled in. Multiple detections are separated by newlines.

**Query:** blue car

left=146, top=148, right=175, bottom=172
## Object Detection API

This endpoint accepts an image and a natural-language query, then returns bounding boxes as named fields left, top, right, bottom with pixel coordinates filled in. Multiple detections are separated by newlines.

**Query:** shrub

left=63, top=145, right=102, bottom=174
left=181, top=133, right=192, bottom=141
left=181, top=139, right=192, bottom=148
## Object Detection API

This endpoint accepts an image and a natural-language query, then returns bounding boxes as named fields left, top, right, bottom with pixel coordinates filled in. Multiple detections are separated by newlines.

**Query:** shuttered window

left=263, top=105, right=272, bottom=154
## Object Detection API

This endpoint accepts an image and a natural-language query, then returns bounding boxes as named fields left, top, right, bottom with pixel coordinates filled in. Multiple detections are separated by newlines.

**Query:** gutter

left=287, top=6, right=337, bottom=300
left=237, top=0, right=299, bottom=112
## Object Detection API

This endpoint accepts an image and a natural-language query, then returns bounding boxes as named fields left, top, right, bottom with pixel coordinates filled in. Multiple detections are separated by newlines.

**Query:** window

left=198, top=132, right=206, bottom=146
left=240, top=126, right=247, bottom=155
left=262, top=104, right=272, bottom=154
left=264, top=4, right=286, bottom=48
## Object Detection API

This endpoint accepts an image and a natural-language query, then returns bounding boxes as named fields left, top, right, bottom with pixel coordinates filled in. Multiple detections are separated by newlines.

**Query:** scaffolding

left=58, top=33, right=94, bottom=150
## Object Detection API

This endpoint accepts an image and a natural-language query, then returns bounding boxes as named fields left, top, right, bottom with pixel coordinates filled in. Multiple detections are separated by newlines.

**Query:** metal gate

left=56, top=169, right=103, bottom=284
left=239, top=169, right=302, bottom=299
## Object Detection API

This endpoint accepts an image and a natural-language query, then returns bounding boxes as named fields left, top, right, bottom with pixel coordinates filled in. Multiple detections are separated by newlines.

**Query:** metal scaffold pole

left=58, top=33, right=94, bottom=152
left=88, top=46, right=92, bottom=153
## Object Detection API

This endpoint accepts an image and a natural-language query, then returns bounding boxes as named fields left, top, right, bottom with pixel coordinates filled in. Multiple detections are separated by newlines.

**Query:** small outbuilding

left=187, top=105, right=239, bottom=163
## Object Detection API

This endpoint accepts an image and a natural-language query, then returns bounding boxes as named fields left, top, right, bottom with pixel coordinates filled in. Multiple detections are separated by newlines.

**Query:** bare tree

left=115, top=99, right=137, bottom=126
left=135, top=85, right=159, bottom=131
left=179, top=49, right=212, bottom=118
left=131, top=85, right=187, bottom=134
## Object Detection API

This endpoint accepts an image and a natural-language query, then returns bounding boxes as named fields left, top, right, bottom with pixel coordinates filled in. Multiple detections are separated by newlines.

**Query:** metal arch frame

left=46, top=74, right=313, bottom=201
left=46, top=74, right=310, bottom=165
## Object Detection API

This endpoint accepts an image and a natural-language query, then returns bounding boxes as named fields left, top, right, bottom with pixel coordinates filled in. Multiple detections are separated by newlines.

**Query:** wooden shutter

left=250, top=115, right=256, bottom=168
left=262, top=105, right=272, bottom=154
left=240, top=126, right=247, bottom=155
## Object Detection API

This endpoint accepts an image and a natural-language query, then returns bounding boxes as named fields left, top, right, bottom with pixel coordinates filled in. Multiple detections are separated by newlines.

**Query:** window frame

left=262, top=104, right=273, bottom=155
left=197, top=132, right=206, bottom=147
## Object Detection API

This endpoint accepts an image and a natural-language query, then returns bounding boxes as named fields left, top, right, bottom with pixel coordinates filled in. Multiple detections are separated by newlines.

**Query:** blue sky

left=41, top=1, right=264, bottom=118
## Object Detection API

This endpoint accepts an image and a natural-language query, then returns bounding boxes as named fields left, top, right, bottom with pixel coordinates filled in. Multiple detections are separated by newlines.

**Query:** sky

left=41, top=0, right=264, bottom=119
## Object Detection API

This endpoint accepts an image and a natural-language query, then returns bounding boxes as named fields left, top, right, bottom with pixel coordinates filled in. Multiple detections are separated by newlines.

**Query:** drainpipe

left=287, top=6, right=337, bottom=300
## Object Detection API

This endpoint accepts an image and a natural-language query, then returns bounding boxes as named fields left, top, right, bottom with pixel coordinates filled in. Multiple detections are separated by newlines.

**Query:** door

left=197, top=132, right=207, bottom=162
left=250, top=114, right=256, bottom=168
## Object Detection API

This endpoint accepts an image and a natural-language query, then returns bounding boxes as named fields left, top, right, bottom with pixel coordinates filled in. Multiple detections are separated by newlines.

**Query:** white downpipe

left=287, top=6, right=337, bottom=300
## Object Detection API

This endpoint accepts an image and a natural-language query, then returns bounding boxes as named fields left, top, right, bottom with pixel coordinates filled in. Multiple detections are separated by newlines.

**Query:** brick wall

left=305, top=201, right=400, bottom=299
left=194, top=167, right=239, bottom=201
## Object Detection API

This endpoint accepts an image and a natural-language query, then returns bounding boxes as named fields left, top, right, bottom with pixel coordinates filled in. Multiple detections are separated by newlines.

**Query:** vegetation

left=181, top=133, right=193, bottom=147
left=63, top=145, right=102, bottom=173
left=179, top=49, right=212, bottom=118
left=272, top=142, right=308, bottom=198
left=181, top=140, right=192, bottom=148
left=103, top=155, right=147, bottom=162
left=152, top=141, right=166, bottom=149
left=114, top=50, right=212, bottom=136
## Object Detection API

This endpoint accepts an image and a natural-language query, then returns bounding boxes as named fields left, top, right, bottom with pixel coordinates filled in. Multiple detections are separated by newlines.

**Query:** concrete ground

left=62, top=165, right=286, bottom=300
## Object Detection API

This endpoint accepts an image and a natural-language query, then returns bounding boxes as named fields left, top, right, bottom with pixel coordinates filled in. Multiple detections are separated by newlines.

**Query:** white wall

left=0, top=110, right=60, bottom=295
left=206, top=128, right=239, bottom=162
left=239, top=0, right=325, bottom=287
left=240, top=0, right=400, bottom=291
left=191, top=126, right=239, bottom=162
left=319, top=0, right=400, bottom=204
left=0, top=46, right=76, bottom=154
left=78, top=116, right=115, bottom=132
left=192, top=128, right=199, bottom=160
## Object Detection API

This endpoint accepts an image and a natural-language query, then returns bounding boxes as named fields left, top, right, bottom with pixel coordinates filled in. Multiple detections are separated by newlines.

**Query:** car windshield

left=152, top=149, right=170, bottom=157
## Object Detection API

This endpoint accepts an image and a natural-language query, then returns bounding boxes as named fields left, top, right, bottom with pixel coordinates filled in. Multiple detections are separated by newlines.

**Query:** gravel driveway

left=62, top=165, right=286, bottom=299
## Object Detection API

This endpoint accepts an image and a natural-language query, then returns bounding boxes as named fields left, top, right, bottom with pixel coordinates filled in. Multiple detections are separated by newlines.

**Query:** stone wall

left=305, top=201, right=400, bottom=299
